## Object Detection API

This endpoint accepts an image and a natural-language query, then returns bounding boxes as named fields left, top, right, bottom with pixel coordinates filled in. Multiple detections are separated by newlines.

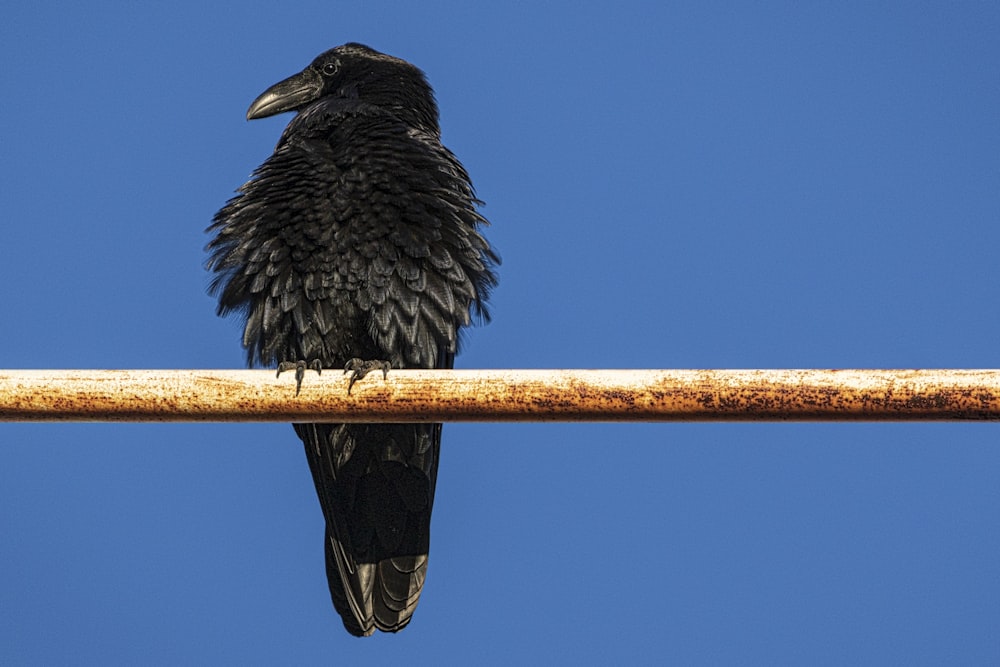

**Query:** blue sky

left=2, top=2, right=999, bottom=664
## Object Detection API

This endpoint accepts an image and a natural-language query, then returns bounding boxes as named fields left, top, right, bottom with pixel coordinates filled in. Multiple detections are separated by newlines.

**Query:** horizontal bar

left=1, top=369, right=999, bottom=423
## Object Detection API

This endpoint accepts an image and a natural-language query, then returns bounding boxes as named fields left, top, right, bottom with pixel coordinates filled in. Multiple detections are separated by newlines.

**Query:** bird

left=205, top=43, right=499, bottom=636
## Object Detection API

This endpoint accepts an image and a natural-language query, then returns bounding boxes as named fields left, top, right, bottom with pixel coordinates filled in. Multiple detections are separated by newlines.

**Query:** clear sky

left=2, top=2, right=999, bottom=664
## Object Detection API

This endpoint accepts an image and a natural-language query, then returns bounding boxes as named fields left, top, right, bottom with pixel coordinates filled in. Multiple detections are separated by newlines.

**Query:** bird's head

left=246, top=43, right=439, bottom=133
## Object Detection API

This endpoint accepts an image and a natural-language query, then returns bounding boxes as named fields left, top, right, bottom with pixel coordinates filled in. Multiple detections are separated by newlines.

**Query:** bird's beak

left=246, top=68, right=323, bottom=120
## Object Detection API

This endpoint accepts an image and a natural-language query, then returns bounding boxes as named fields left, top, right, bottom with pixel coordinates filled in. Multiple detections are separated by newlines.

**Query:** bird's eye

left=321, top=62, right=339, bottom=76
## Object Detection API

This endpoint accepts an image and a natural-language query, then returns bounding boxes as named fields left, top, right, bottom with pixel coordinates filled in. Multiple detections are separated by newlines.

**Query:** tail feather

left=296, top=422, right=440, bottom=636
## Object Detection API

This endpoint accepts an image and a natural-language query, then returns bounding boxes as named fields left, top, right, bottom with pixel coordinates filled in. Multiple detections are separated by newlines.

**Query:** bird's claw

left=276, top=359, right=322, bottom=395
left=344, top=358, right=391, bottom=394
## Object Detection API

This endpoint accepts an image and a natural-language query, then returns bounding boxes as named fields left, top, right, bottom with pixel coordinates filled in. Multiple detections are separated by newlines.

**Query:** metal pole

left=1, top=369, right=999, bottom=422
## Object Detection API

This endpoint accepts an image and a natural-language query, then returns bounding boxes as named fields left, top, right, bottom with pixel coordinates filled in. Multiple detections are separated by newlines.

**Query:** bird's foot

left=276, top=359, right=323, bottom=396
left=344, top=358, right=391, bottom=394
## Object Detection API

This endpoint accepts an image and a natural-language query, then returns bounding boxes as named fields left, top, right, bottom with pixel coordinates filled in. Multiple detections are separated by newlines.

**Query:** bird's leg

left=276, top=359, right=323, bottom=396
left=344, top=358, right=391, bottom=394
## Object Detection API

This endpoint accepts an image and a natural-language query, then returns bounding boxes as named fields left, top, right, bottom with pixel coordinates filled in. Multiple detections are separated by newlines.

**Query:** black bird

left=206, top=43, right=498, bottom=636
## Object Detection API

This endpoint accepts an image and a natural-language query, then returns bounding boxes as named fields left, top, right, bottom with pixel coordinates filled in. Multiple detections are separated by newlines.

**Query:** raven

left=206, top=43, right=498, bottom=636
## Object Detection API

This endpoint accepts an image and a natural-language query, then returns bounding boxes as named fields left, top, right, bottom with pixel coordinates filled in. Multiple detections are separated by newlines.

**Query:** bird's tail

left=294, top=422, right=440, bottom=636
left=325, top=532, right=428, bottom=636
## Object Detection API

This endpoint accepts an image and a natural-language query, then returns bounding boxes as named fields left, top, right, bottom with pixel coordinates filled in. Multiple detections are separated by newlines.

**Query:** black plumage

left=206, top=43, right=498, bottom=636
